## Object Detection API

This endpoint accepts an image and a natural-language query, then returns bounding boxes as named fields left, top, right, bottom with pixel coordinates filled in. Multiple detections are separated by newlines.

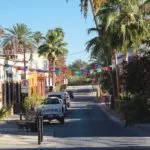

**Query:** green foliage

left=101, top=71, right=112, bottom=93
left=0, top=106, right=12, bottom=120
left=3, top=23, right=36, bottom=52
left=68, top=59, right=88, bottom=70
left=55, top=84, right=66, bottom=92
left=38, top=28, right=68, bottom=61
left=126, top=56, right=150, bottom=96
left=23, top=94, right=45, bottom=111
left=119, top=93, right=150, bottom=123
left=68, top=76, right=92, bottom=85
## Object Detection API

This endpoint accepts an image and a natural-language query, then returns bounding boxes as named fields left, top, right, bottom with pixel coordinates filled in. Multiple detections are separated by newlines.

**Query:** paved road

left=0, top=94, right=150, bottom=150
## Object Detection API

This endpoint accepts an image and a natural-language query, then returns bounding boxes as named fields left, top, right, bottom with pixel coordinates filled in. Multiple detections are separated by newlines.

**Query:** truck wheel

left=67, top=103, right=70, bottom=108
left=60, top=117, right=64, bottom=124
left=29, top=123, right=37, bottom=132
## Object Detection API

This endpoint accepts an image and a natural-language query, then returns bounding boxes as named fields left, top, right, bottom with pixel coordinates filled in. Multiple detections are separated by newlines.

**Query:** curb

left=136, top=125, right=150, bottom=133
left=0, top=120, right=18, bottom=125
left=99, top=104, right=124, bottom=125
left=99, top=104, right=150, bottom=133
left=0, top=120, right=9, bottom=125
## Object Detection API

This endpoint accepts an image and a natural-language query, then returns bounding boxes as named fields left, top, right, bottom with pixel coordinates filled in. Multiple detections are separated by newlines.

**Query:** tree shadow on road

left=1, top=146, right=150, bottom=150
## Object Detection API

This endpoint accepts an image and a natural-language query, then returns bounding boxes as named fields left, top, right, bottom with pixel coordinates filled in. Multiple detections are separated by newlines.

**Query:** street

left=0, top=91, right=150, bottom=150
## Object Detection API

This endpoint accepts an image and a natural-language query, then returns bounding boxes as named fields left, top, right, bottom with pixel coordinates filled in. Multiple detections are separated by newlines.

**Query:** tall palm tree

left=80, top=0, right=108, bottom=29
left=80, top=0, right=107, bottom=17
left=86, top=0, right=147, bottom=108
left=3, top=23, right=36, bottom=79
left=28, top=31, right=43, bottom=61
left=104, top=0, right=146, bottom=50
left=97, top=0, right=146, bottom=92
left=38, top=28, right=68, bottom=91
left=68, top=0, right=107, bottom=28
left=86, top=25, right=116, bottom=105
left=33, top=31, right=43, bottom=46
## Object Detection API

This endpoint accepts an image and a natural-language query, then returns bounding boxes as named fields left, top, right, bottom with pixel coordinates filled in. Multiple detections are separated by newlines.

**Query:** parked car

left=37, top=97, right=65, bottom=124
left=48, top=91, right=70, bottom=110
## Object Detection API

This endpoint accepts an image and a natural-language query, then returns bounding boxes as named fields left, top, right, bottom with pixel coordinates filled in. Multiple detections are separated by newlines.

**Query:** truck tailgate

left=40, top=104, right=63, bottom=115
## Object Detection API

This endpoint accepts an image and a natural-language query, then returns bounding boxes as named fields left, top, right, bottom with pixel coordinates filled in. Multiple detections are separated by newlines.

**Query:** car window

left=48, top=95, right=62, bottom=99
left=44, top=98, right=60, bottom=104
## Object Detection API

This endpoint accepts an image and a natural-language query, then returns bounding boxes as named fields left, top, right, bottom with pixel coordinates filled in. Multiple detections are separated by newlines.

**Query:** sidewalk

left=0, top=114, right=20, bottom=133
left=0, top=114, right=20, bottom=125
left=99, top=103, right=150, bottom=133
left=0, top=114, right=54, bottom=149
left=0, top=114, right=20, bottom=122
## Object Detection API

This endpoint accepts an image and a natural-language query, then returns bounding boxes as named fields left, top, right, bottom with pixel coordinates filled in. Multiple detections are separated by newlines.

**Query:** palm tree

left=86, top=25, right=116, bottom=106
left=86, top=0, right=147, bottom=108
left=80, top=0, right=107, bottom=17
left=140, top=0, right=150, bottom=15
left=38, top=28, right=68, bottom=91
left=67, top=0, right=107, bottom=27
left=80, top=0, right=108, bottom=30
left=3, top=23, right=36, bottom=79
left=33, top=31, right=43, bottom=46
left=97, top=0, right=146, bottom=89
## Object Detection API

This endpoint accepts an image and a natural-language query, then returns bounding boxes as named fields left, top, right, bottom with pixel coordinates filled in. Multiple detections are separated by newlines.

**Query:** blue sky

left=0, top=0, right=95, bottom=65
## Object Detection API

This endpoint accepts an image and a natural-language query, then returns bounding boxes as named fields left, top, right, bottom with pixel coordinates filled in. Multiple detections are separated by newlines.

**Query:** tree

left=38, top=28, right=68, bottom=91
left=33, top=31, right=43, bottom=46
left=67, top=0, right=107, bottom=27
left=86, top=0, right=148, bottom=108
left=140, top=0, right=150, bottom=15
left=80, top=0, right=107, bottom=17
left=3, top=23, right=36, bottom=79
left=68, top=59, right=88, bottom=70
left=86, top=24, right=116, bottom=104
left=81, top=0, right=108, bottom=28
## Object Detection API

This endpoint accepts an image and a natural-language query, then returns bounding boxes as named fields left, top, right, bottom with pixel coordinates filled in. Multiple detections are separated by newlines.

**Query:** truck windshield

left=48, top=95, right=62, bottom=99
left=44, top=98, right=60, bottom=104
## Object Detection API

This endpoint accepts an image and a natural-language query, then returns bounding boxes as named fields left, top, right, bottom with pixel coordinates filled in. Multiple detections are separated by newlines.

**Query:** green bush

left=0, top=106, right=12, bottom=120
left=23, top=94, right=45, bottom=111
left=68, top=76, right=92, bottom=85
left=119, top=93, right=150, bottom=124
left=55, top=84, right=67, bottom=92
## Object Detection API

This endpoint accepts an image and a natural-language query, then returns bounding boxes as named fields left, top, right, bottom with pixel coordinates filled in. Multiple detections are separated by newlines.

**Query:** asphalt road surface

left=1, top=90, right=150, bottom=150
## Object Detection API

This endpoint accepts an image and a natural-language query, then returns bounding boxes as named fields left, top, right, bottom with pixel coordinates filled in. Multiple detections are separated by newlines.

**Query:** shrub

left=119, top=93, right=150, bottom=124
left=55, top=84, right=67, bottom=92
left=23, top=94, right=45, bottom=111
left=0, top=106, right=12, bottom=120
left=68, top=76, right=92, bottom=85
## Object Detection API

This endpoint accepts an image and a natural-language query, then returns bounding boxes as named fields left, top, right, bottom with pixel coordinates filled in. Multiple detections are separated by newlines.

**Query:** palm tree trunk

left=90, top=0, right=99, bottom=29
left=106, top=57, right=116, bottom=109
left=48, top=59, right=51, bottom=92
left=52, top=59, right=55, bottom=91
left=114, top=50, right=120, bottom=98
left=23, top=48, right=26, bottom=79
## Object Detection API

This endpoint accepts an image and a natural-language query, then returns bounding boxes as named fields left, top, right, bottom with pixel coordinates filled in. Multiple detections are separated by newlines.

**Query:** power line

left=68, top=51, right=85, bottom=55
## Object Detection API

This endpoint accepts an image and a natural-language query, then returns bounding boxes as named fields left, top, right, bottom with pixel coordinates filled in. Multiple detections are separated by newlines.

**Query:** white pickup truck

left=48, top=92, right=71, bottom=110
left=37, top=97, right=65, bottom=124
